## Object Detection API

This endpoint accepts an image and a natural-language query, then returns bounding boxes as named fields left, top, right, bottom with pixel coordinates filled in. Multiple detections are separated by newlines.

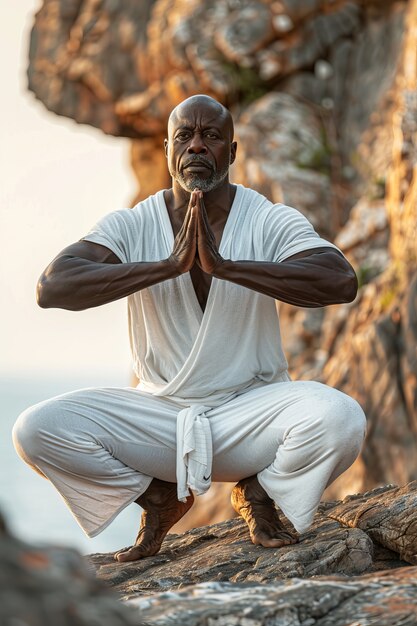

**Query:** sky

left=1, top=1, right=138, bottom=381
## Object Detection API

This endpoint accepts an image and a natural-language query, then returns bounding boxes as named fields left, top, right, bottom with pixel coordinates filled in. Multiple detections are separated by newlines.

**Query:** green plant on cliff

left=357, top=264, right=374, bottom=289
left=220, top=60, right=268, bottom=105
left=357, top=261, right=387, bottom=289
left=296, top=129, right=332, bottom=175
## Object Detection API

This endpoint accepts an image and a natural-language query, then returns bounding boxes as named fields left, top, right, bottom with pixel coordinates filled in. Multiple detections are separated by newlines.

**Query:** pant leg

left=12, top=387, right=180, bottom=537
left=209, top=381, right=366, bottom=533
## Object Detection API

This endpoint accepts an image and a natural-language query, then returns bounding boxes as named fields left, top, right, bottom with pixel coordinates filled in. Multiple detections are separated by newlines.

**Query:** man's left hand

left=195, top=191, right=225, bottom=275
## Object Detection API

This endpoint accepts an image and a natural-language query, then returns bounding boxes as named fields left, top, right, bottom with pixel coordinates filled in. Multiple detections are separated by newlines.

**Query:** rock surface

left=328, top=483, right=417, bottom=564
left=91, top=517, right=374, bottom=596
left=3, top=486, right=417, bottom=624
left=90, top=484, right=417, bottom=595
left=83, top=484, right=417, bottom=624
left=233, top=92, right=333, bottom=236
left=126, top=572, right=417, bottom=625
left=321, top=2, right=417, bottom=498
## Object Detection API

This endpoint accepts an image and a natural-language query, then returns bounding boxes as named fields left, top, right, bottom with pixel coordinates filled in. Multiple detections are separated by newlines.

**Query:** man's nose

left=187, top=133, right=207, bottom=154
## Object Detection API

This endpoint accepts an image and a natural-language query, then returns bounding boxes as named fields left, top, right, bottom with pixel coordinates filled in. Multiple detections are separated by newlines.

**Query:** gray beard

left=170, top=163, right=229, bottom=193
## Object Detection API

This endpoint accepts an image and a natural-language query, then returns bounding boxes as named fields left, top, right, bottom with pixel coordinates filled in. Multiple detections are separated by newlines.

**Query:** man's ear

left=230, top=141, right=237, bottom=165
left=164, top=138, right=168, bottom=157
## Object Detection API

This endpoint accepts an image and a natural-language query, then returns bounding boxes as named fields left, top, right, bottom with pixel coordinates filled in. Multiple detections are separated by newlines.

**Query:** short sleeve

left=262, top=203, right=339, bottom=262
left=82, top=209, right=135, bottom=263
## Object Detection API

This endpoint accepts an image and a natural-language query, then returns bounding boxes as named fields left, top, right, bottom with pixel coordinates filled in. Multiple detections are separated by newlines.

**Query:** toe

left=115, top=547, right=145, bottom=562
left=252, top=531, right=298, bottom=548
left=113, top=547, right=130, bottom=561
left=269, top=535, right=298, bottom=547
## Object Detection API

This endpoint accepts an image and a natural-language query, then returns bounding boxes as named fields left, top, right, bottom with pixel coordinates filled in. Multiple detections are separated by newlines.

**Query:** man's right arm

left=37, top=240, right=183, bottom=311
left=38, top=193, right=200, bottom=311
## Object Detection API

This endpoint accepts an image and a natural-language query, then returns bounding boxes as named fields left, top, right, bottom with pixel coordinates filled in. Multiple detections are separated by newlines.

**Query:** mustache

left=182, top=155, right=214, bottom=171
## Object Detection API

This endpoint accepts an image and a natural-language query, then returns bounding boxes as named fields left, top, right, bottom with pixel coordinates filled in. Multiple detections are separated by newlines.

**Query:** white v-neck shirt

left=84, top=185, right=337, bottom=405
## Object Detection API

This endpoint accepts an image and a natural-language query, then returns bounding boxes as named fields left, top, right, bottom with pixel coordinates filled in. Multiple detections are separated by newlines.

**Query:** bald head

left=165, top=94, right=237, bottom=193
left=168, top=95, right=234, bottom=140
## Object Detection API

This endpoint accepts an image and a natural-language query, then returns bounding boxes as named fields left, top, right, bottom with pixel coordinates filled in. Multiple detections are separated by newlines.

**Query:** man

left=13, top=95, right=366, bottom=562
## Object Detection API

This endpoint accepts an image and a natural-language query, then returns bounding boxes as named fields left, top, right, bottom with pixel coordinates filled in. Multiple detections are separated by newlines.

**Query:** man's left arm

left=195, top=191, right=357, bottom=308
left=213, top=249, right=357, bottom=308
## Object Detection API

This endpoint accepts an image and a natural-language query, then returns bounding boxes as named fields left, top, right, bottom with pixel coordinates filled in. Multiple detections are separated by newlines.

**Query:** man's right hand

left=167, top=190, right=199, bottom=275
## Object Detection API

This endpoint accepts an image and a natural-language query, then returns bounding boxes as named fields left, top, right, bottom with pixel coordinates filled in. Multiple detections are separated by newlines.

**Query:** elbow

left=329, top=255, right=358, bottom=304
left=36, top=274, right=82, bottom=311
left=340, top=269, right=358, bottom=303
left=36, top=275, right=53, bottom=309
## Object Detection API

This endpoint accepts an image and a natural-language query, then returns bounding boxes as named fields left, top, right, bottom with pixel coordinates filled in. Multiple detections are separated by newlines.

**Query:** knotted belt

left=176, top=404, right=213, bottom=502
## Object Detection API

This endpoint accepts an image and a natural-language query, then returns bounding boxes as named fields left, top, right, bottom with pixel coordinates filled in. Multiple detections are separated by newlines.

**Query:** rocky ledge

left=3, top=483, right=417, bottom=625
left=86, top=482, right=417, bottom=624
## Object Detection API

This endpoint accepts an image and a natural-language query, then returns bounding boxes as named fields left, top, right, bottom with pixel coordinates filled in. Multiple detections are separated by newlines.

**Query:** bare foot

left=231, top=475, right=298, bottom=548
left=114, top=479, right=194, bottom=562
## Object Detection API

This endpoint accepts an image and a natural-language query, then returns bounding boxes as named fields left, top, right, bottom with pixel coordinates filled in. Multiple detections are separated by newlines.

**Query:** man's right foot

left=114, top=478, right=194, bottom=562
left=231, top=475, right=298, bottom=548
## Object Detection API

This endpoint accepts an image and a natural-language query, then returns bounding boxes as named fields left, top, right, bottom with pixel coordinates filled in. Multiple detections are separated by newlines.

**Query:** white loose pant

left=13, top=381, right=366, bottom=537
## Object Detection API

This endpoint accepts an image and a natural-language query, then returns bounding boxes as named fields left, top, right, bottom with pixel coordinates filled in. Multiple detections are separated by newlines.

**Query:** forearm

left=37, top=256, right=179, bottom=311
left=213, top=252, right=357, bottom=307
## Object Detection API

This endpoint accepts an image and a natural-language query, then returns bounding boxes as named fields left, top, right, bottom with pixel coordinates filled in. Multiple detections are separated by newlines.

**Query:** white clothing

left=13, top=185, right=366, bottom=538
left=82, top=185, right=339, bottom=500
left=13, top=381, right=365, bottom=537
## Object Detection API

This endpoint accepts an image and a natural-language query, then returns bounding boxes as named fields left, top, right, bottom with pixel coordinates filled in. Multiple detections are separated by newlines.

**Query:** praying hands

left=168, top=188, right=225, bottom=276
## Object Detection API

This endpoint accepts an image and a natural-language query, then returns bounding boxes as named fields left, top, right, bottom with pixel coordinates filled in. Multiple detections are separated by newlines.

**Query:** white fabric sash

left=175, top=404, right=212, bottom=501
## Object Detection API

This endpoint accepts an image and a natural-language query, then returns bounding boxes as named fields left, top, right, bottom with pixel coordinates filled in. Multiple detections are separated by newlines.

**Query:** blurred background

left=1, top=1, right=138, bottom=553
left=1, top=0, right=416, bottom=553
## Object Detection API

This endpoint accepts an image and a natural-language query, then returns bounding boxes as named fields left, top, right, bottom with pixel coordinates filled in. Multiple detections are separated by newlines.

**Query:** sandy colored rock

left=27, top=0, right=407, bottom=228
left=234, top=92, right=333, bottom=236
left=321, top=1, right=417, bottom=497
left=334, top=198, right=388, bottom=256
left=328, top=482, right=417, bottom=564
left=256, top=3, right=361, bottom=81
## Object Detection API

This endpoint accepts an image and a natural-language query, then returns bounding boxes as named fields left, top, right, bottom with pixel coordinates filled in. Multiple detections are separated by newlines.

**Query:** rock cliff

left=27, top=0, right=417, bottom=531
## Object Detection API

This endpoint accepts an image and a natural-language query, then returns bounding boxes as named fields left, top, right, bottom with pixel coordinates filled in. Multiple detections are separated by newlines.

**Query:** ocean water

left=0, top=374, right=141, bottom=555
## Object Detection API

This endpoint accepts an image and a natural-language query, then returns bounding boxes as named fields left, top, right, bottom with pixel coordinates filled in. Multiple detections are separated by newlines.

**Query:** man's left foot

left=114, top=478, right=194, bottom=562
left=231, top=475, right=298, bottom=548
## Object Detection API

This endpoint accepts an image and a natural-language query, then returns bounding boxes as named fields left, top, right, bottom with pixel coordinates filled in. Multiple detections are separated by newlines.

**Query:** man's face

left=165, top=101, right=237, bottom=193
